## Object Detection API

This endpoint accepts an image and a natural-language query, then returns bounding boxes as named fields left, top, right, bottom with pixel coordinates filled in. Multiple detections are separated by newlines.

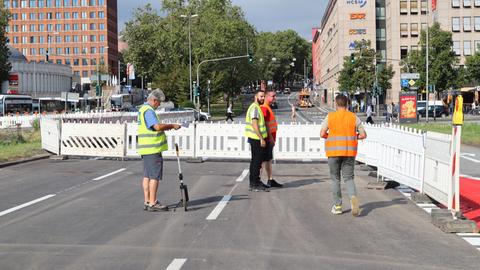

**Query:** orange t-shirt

left=261, top=104, right=276, bottom=141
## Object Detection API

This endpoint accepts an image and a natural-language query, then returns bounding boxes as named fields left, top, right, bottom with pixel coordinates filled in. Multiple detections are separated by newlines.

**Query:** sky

left=117, top=0, right=328, bottom=40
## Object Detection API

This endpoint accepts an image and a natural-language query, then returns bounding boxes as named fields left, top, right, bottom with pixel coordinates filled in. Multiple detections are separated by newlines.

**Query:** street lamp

left=180, top=13, right=198, bottom=103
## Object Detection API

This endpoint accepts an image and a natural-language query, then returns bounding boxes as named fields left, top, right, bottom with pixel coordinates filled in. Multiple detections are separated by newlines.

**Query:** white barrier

left=356, top=124, right=382, bottom=167
left=40, top=118, right=60, bottom=155
left=423, top=131, right=452, bottom=206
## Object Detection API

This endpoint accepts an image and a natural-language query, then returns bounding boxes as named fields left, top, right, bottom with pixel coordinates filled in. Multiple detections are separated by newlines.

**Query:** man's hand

left=268, top=138, right=275, bottom=146
left=260, top=138, right=266, bottom=148
left=172, top=124, right=181, bottom=130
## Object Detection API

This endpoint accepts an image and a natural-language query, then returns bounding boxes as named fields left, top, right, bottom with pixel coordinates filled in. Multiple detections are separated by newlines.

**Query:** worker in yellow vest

left=320, top=94, right=367, bottom=216
left=260, top=89, right=282, bottom=187
left=137, top=89, right=181, bottom=212
left=245, top=90, right=269, bottom=192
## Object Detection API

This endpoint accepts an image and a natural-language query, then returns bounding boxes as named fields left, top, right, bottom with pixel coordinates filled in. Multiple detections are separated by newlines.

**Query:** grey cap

left=148, top=89, right=165, bottom=102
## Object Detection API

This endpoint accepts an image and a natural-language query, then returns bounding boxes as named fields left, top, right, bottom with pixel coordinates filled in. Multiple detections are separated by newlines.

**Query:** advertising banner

left=399, top=91, right=418, bottom=123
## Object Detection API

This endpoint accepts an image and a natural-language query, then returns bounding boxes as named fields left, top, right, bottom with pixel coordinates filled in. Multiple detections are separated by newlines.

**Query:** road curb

left=0, top=153, right=52, bottom=168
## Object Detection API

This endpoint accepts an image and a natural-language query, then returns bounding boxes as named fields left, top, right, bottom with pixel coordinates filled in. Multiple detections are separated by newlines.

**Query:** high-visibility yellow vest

left=325, top=110, right=358, bottom=157
left=452, top=95, right=464, bottom=125
left=137, top=105, right=168, bottom=155
left=244, top=103, right=267, bottom=140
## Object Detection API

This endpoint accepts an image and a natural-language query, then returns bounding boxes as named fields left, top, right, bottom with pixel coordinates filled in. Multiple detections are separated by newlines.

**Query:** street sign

left=401, top=73, right=420, bottom=80
left=401, top=79, right=409, bottom=87
left=61, top=92, right=79, bottom=102
left=408, top=79, right=416, bottom=86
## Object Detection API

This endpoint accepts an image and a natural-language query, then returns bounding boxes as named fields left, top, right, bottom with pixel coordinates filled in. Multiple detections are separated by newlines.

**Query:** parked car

left=417, top=105, right=449, bottom=118
left=172, top=107, right=211, bottom=121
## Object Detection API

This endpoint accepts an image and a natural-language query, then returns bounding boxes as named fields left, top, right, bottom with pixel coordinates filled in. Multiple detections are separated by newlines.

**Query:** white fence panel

left=195, top=122, right=250, bottom=159
left=61, top=123, right=125, bottom=157
left=40, top=118, right=60, bottom=155
left=275, top=123, right=326, bottom=160
left=377, top=126, right=425, bottom=191
left=356, top=124, right=382, bottom=167
left=423, top=132, right=452, bottom=206
left=0, top=115, right=37, bottom=129
left=125, top=122, right=195, bottom=158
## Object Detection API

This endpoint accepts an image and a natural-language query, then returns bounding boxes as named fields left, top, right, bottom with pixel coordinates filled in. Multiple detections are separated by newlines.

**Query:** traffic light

left=45, top=49, right=49, bottom=62
left=350, top=53, right=355, bottom=64
left=248, top=53, right=254, bottom=64
left=194, top=86, right=201, bottom=97
left=95, top=85, right=100, bottom=96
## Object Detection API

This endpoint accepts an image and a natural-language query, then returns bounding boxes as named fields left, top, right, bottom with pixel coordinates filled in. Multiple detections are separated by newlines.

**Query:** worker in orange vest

left=320, top=94, right=367, bottom=216
left=260, top=89, right=283, bottom=188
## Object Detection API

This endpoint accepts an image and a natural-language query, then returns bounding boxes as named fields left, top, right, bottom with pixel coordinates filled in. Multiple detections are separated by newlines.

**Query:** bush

left=31, top=119, right=40, bottom=131
left=0, top=131, right=26, bottom=145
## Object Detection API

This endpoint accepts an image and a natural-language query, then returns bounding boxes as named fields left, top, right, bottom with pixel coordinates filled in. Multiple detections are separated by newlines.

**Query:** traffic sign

left=401, top=73, right=420, bottom=80
left=408, top=79, right=416, bottom=86
left=401, top=79, right=409, bottom=87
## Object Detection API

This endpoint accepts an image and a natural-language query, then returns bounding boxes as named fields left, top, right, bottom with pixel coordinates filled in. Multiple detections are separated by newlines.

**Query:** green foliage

left=31, top=119, right=40, bottom=131
left=403, top=22, right=459, bottom=92
left=338, top=40, right=394, bottom=96
left=465, top=52, right=480, bottom=85
left=179, top=100, right=194, bottom=108
left=0, top=7, right=11, bottom=83
left=254, top=30, right=311, bottom=84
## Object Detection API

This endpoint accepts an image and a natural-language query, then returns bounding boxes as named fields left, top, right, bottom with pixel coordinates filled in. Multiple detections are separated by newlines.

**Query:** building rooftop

left=7, top=45, right=27, bottom=62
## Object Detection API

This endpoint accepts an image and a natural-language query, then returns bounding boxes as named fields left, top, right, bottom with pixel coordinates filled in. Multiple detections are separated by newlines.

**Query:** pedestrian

left=226, top=103, right=234, bottom=122
left=366, top=104, right=374, bottom=124
left=386, top=102, right=393, bottom=123
left=291, top=104, right=296, bottom=122
left=245, top=90, right=269, bottom=192
left=321, top=94, right=367, bottom=216
left=260, top=89, right=283, bottom=188
left=137, top=89, right=181, bottom=211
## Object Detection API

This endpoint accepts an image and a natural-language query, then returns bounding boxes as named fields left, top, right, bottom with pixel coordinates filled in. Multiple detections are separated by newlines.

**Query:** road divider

left=165, top=258, right=187, bottom=270
left=0, top=194, right=56, bottom=217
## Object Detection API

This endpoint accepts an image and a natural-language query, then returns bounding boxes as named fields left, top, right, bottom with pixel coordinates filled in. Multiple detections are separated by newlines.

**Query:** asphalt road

left=0, top=158, right=479, bottom=270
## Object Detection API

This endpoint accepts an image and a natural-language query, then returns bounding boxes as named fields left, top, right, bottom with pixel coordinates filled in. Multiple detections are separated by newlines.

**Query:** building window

left=21, top=13, right=26, bottom=20
left=81, top=12, right=87, bottom=19
left=98, top=11, right=104, bottom=18
left=65, top=59, right=71, bottom=65
left=90, top=59, right=96, bottom=65
left=82, top=58, right=88, bottom=65
left=81, top=0, right=86, bottom=6
left=411, top=23, right=419, bottom=36
left=475, top=17, right=480, bottom=31
left=72, top=12, right=78, bottom=19
left=11, top=13, right=18, bottom=20
left=476, top=0, right=480, bottom=6
left=452, top=0, right=460, bottom=7
left=29, top=13, right=36, bottom=20
left=400, top=0, right=408, bottom=14
left=3, top=0, right=10, bottom=8
left=55, top=0, right=61, bottom=6
left=56, top=59, right=62, bottom=65
left=401, top=46, right=408, bottom=59
left=421, top=0, right=427, bottom=13
left=65, top=35, right=70, bottom=42
left=65, top=47, right=70, bottom=54
left=464, top=17, right=472, bottom=31
left=12, top=0, right=18, bottom=7
left=29, top=36, right=35, bottom=43
left=376, top=28, right=386, bottom=41
left=29, top=0, right=35, bottom=7
left=13, top=37, right=19, bottom=44
left=82, top=35, right=87, bottom=42
left=38, top=0, right=44, bottom=7
left=47, top=13, right=53, bottom=19
left=20, top=0, right=27, bottom=7
left=21, top=25, right=27, bottom=32
left=98, top=23, right=105, bottom=30
left=411, top=45, right=418, bottom=51
left=89, top=0, right=95, bottom=5
left=38, top=13, right=44, bottom=20
left=39, top=48, right=45, bottom=55
left=29, top=24, right=35, bottom=32
left=90, top=35, right=96, bottom=42
left=82, top=71, right=88, bottom=77
left=30, top=48, right=36, bottom=55
left=410, top=0, right=418, bottom=13
left=22, top=36, right=27, bottom=44
left=99, top=35, right=105, bottom=41
left=39, top=36, right=44, bottom=43
left=73, top=59, right=79, bottom=66
left=464, top=0, right=472, bottom=7
left=46, top=0, right=52, bottom=7
left=90, top=23, right=96, bottom=30
left=453, top=41, right=461, bottom=55
left=82, top=23, right=87, bottom=31
left=98, top=0, right=103, bottom=5
left=73, top=36, right=79, bottom=42
left=72, top=0, right=78, bottom=6
left=64, top=0, right=70, bottom=6
left=56, top=48, right=62, bottom=55
left=64, top=12, right=70, bottom=19
left=55, top=24, right=61, bottom=31
left=73, top=24, right=79, bottom=30
left=452, top=17, right=461, bottom=31
left=74, top=71, right=80, bottom=76
left=90, top=47, right=96, bottom=53
left=56, top=12, right=61, bottom=19
left=89, top=11, right=96, bottom=18
left=73, top=47, right=79, bottom=54
left=464, top=40, right=472, bottom=55
left=64, top=24, right=71, bottom=31
left=474, top=41, right=480, bottom=52
left=400, top=23, right=409, bottom=37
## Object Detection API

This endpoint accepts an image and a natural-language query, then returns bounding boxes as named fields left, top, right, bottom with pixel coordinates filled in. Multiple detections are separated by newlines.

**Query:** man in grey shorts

left=137, top=89, right=181, bottom=211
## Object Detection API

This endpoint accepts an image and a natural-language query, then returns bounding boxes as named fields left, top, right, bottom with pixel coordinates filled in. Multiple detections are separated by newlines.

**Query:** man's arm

left=320, top=115, right=329, bottom=138
left=152, top=123, right=181, bottom=131
left=355, top=116, right=367, bottom=140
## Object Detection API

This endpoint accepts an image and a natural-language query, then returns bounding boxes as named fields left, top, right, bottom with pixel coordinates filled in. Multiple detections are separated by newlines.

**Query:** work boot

left=267, top=179, right=283, bottom=188
left=350, top=196, right=360, bottom=217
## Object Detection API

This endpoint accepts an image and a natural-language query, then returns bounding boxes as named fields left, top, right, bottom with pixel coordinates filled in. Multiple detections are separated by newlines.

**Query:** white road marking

left=461, top=237, right=480, bottom=247
left=206, top=195, right=232, bottom=220
left=417, top=203, right=438, bottom=208
left=460, top=174, right=480, bottom=181
left=0, top=194, right=56, bottom=217
left=92, top=168, right=126, bottom=181
left=460, top=154, right=480, bottom=163
left=165, top=258, right=187, bottom=270
left=236, top=169, right=249, bottom=182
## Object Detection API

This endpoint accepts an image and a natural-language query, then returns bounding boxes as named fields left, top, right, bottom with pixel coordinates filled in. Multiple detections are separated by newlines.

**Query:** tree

left=338, top=40, right=394, bottom=103
left=403, top=22, right=459, bottom=93
left=0, top=7, right=11, bottom=83
left=465, top=52, right=480, bottom=86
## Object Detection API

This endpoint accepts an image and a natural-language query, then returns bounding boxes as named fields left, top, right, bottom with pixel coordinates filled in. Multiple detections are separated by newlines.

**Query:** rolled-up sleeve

left=355, top=116, right=365, bottom=134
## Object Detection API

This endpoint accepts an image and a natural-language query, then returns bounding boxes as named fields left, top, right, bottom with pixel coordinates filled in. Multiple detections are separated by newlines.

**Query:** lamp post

left=180, top=13, right=198, bottom=103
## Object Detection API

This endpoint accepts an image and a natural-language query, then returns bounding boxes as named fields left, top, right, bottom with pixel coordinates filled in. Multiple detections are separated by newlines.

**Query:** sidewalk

left=461, top=177, right=480, bottom=227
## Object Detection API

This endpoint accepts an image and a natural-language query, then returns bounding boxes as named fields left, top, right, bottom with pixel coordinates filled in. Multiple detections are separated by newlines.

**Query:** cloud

left=117, top=0, right=327, bottom=39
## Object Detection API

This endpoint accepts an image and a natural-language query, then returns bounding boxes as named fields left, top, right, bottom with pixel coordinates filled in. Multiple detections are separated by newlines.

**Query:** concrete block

left=440, top=219, right=479, bottom=233
left=367, top=180, right=398, bottom=190
left=411, top=192, right=433, bottom=204
left=186, top=157, right=204, bottom=163
left=49, top=155, right=67, bottom=160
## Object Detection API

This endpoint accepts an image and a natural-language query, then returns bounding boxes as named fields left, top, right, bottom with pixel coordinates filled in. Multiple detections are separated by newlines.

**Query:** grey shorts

left=142, top=153, right=163, bottom=180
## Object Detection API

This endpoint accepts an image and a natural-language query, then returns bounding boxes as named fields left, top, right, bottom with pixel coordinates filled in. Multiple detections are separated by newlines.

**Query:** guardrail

left=40, top=121, right=457, bottom=210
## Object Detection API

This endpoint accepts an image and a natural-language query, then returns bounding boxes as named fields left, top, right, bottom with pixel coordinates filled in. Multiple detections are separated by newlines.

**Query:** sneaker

left=147, top=202, right=169, bottom=212
left=350, top=196, right=360, bottom=217
left=331, top=204, right=342, bottom=215
left=143, top=202, right=149, bottom=211
left=267, top=179, right=283, bottom=188
left=250, top=185, right=270, bottom=192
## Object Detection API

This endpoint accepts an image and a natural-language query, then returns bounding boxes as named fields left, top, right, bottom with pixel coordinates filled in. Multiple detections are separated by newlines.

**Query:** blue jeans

left=328, top=157, right=357, bottom=206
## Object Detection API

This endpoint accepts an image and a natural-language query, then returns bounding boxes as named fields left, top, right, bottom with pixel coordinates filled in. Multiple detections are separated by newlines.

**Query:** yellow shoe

left=331, top=204, right=342, bottom=215
left=350, top=196, right=360, bottom=217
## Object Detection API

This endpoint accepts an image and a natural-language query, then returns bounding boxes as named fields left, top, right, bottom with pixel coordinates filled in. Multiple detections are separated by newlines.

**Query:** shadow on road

left=282, top=178, right=328, bottom=189
left=358, top=197, right=408, bottom=216
left=169, top=194, right=249, bottom=211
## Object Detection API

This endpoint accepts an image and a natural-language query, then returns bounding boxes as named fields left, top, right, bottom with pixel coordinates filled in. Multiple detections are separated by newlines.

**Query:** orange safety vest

left=260, top=103, right=278, bottom=136
left=325, top=110, right=358, bottom=157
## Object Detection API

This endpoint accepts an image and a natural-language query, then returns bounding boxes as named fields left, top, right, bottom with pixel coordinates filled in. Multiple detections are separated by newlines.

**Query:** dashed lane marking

left=165, top=258, right=187, bottom=270
left=0, top=194, right=56, bottom=217
left=92, top=168, right=126, bottom=181
left=206, top=195, right=232, bottom=221
left=236, top=169, right=249, bottom=182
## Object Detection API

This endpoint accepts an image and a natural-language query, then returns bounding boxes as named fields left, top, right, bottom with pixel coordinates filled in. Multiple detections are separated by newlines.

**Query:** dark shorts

left=142, top=153, right=163, bottom=180
left=263, top=142, right=274, bottom=161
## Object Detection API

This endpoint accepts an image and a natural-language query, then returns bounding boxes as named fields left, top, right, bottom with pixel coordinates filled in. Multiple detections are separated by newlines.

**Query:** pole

left=117, top=60, right=120, bottom=86
left=426, top=0, right=430, bottom=123
left=33, top=61, right=36, bottom=98
left=188, top=15, right=193, bottom=103
left=207, top=80, right=211, bottom=115
left=64, top=92, right=68, bottom=113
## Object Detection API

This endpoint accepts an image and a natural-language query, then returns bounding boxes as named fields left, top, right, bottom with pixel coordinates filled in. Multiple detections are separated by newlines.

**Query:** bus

left=0, top=94, right=33, bottom=116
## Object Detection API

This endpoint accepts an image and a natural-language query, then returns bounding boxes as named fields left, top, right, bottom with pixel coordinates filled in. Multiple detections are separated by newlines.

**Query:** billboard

left=399, top=91, right=418, bottom=123
left=350, top=13, right=366, bottom=20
